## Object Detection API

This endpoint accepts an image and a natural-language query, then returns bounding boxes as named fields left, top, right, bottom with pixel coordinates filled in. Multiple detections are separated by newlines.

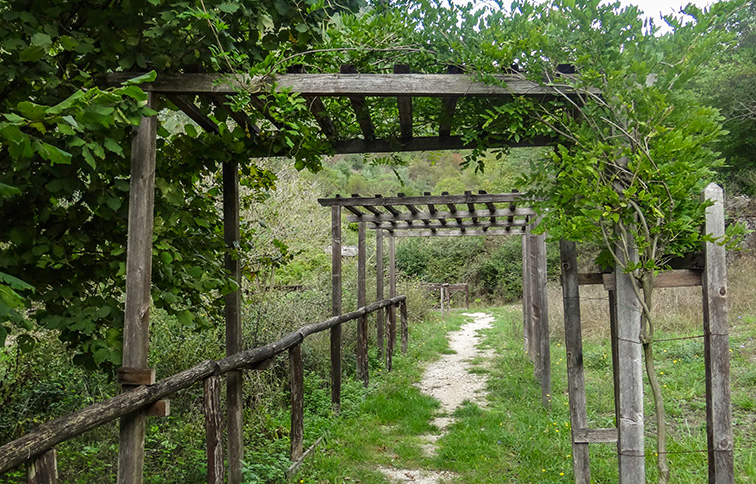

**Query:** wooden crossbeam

left=394, top=65, right=413, bottom=139
left=396, top=193, right=415, bottom=226
left=392, top=227, right=525, bottom=237
left=575, top=270, right=703, bottom=290
left=464, top=191, right=478, bottom=223
left=352, top=194, right=382, bottom=216
left=249, top=95, right=283, bottom=128
left=331, top=134, right=555, bottom=154
left=209, top=94, right=260, bottom=135
left=478, top=190, right=497, bottom=223
left=341, top=65, right=375, bottom=141
left=371, top=220, right=527, bottom=231
left=319, top=192, right=526, bottom=207
left=345, top=207, right=533, bottom=223
left=107, top=72, right=597, bottom=98
left=425, top=192, right=439, bottom=230
left=443, top=192, right=463, bottom=225
left=165, top=94, right=219, bottom=133
left=304, top=96, right=337, bottom=139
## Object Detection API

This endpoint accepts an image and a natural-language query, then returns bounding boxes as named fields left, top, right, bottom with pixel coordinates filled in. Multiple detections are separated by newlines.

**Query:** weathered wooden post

left=522, top=228, right=531, bottom=354
left=203, top=376, right=224, bottom=484
left=440, top=285, right=445, bottom=315
left=560, top=240, right=590, bottom=484
left=387, top=234, right=397, bottom=370
left=531, top=229, right=550, bottom=408
left=376, top=229, right=385, bottom=360
left=290, top=344, right=304, bottom=462
left=400, top=299, right=408, bottom=354
left=223, top=159, right=244, bottom=484
left=357, top=222, right=369, bottom=387
left=331, top=205, right=342, bottom=411
left=615, top=241, right=645, bottom=483
left=701, top=183, right=734, bottom=483
left=118, top=92, right=157, bottom=484
left=26, top=449, right=57, bottom=484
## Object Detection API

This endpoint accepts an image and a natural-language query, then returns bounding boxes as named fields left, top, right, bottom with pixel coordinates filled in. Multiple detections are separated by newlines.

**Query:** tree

left=0, top=0, right=361, bottom=370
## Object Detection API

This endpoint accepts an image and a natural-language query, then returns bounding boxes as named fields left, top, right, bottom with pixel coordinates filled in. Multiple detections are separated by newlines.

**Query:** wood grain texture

left=572, top=428, right=619, bottom=444
left=203, top=376, right=224, bottom=484
left=119, top=92, right=157, bottom=484
left=26, top=449, right=57, bottom=484
left=532, top=230, right=551, bottom=408
left=559, top=241, right=590, bottom=484
left=702, top=184, right=734, bottom=484
left=289, top=344, right=304, bottom=462
left=331, top=206, right=342, bottom=412
left=522, top=226, right=532, bottom=356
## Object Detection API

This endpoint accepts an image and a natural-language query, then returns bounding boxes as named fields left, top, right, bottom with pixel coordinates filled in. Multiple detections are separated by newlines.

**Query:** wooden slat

left=331, top=206, right=342, bottom=413
left=508, top=189, right=518, bottom=227
left=443, top=192, right=463, bottom=225
left=304, top=95, right=337, bottom=139
left=320, top=192, right=526, bottom=207
left=478, top=190, right=497, bottom=223
left=145, top=400, right=170, bottom=417
left=331, top=134, right=555, bottom=154
left=119, top=92, right=157, bottom=484
left=357, top=222, right=369, bottom=387
left=575, top=270, right=703, bottom=290
left=702, top=183, right=734, bottom=484
left=560, top=240, right=590, bottom=484
left=224, top=160, right=244, bottom=484
left=340, top=65, right=375, bottom=141
left=397, top=193, right=417, bottom=226
left=117, top=368, right=156, bottom=386
left=392, top=228, right=524, bottom=237
left=370, top=220, right=528, bottom=231
left=464, top=191, right=478, bottom=223
left=165, top=94, right=219, bottom=134
left=289, top=344, right=304, bottom=462
left=26, top=449, right=57, bottom=484
left=344, top=206, right=363, bottom=217
left=345, top=207, right=533, bottom=223
left=106, top=72, right=597, bottom=98
left=203, top=376, right=224, bottom=484
left=573, top=428, right=619, bottom=444
left=394, top=65, right=413, bottom=139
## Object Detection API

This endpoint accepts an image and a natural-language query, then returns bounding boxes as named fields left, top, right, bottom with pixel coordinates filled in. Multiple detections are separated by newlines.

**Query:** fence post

left=376, top=229, right=385, bottom=360
left=522, top=228, right=531, bottom=355
left=560, top=240, right=590, bottom=484
left=387, top=235, right=397, bottom=370
left=702, top=183, right=734, bottom=484
left=290, top=344, right=304, bottom=462
left=532, top=229, right=551, bottom=408
left=401, top=300, right=408, bottom=355
left=203, top=376, right=224, bottom=484
left=615, top=241, right=645, bottom=483
left=331, top=205, right=342, bottom=412
left=26, top=449, right=57, bottom=484
left=357, top=222, right=369, bottom=387
left=119, top=92, right=157, bottom=484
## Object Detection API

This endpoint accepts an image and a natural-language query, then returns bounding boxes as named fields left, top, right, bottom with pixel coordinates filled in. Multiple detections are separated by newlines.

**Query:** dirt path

left=378, top=312, right=495, bottom=484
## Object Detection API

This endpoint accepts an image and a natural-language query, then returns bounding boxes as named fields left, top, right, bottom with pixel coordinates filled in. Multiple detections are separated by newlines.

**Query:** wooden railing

left=0, top=296, right=409, bottom=482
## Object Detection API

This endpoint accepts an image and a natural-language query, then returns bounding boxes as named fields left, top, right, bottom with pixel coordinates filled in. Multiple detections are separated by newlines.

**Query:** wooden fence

left=0, top=296, right=409, bottom=483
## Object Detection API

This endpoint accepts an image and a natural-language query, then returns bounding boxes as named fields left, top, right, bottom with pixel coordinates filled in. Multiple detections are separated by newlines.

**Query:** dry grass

left=548, top=254, right=756, bottom=342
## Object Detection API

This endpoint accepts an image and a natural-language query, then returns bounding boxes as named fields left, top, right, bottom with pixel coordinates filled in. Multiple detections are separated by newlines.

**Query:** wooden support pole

left=357, top=222, right=369, bottom=387
left=526, top=231, right=539, bottom=365
left=560, top=241, right=590, bottom=484
left=532, top=230, right=551, bottom=408
left=387, top=235, right=397, bottom=370
left=26, top=449, right=57, bottom=484
left=376, top=229, right=385, bottom=360
left=223, top=160, right=244, bottom=484
left=702, top=183, right=734, bottom=484
left=203, top=376, right=223, bottom=484
left=290, top=344, right=304, bottom=462
left=465, top=284, right=469, bottom=309
left=118, top=92, right=157, bottom=484
left=440, top=286, right=445, bottom=315
left=522, top=230, right=531, bottom=354
left=331, top=206, right=343, bottom=411
left=615, top=242, right=645, bottom=483
left=400, top=300, right=408, bottom=354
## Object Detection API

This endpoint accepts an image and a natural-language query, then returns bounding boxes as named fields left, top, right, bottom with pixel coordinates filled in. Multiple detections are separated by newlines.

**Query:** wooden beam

left=376, top=229, right=385, bottom=360
left=392, top=228, right=523, bottom=237
left=702, top=183, right=734, bottom=484
left=387, top=235, right=397, bottom=370
left=575, top=270, right=703, bottom=290
left=465, top=191, right=478, bottom=223
left=340, top=65, right=375, bottom=141
left=26, top=449, right=57, bottom=484
left=560, top=240, right=590, bottom=484
left=478, top=190, right=497, bottom=223
left=357, top=222, right=369, bottom=387
left=397, top=193, right=417, bottom=226
left=330, top=205, right=342, bottom=413
left=394, top=65, right=413, bottom=139
left=320, top=192, right=527, bottom=207
left=164, top=94, right=219, bottom=134
left=573, top=428, right=619, bottom=444
left=330, top=134, right=556, bottom=154
left=203, top=376, right=224, bottom=484
left=209, top=94, right=260, bottom=135
left=369, top=220, right=528, bottom=231
left=532, top=229, right=551, bottom=408
left=118, top=92, right=157, bottom=484
left=289, top=344, right=304, bottom=462
left=439, top=65, right=463, bottom=137
left=443, top=192, right=463, bottom=225
left=304, top=95, right=337, bottom=139
left=106, top=72, right=598, bottom=98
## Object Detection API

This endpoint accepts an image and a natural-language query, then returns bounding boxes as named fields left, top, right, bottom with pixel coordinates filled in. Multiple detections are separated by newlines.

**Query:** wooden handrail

left=0, top=295, right=407, bottom=475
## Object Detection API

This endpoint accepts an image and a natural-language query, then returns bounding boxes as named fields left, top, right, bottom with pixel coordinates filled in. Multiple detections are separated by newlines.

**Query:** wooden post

left=532, top=230, right=551, bottom=408
left=615, top=242, right=645, bottom=483
left=400, top=300, right=408, bottom=354
left=290, top=344, right=304, bottom=462
left=118, top=92, right=157, bottom=484
left=522, top=230, right=531, bottom=354
left=26, top=449, right=57, bottom=484
left=331, top=206, right=342, bottom=411
left=702, top=183, right=734, bottom=483
left=440, top=285, right=445, bottom=315
left=387, top=234, right=396, bottom=370
left=223, top=159, right=244, bottom=484
left=560, top=241, right=590, bottom=484
left=465, top=284, right=469, bottom=309
left=357, top=222, right=369, bottom=387
left=203, top=376, right=224, bottom=484
left=376, top=229, right=385, bottom=360
left=608, top=289, right=621, bottom=429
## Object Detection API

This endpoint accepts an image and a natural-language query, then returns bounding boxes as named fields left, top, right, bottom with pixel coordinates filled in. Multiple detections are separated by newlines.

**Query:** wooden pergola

left=87, top=69, right=732, bottom=484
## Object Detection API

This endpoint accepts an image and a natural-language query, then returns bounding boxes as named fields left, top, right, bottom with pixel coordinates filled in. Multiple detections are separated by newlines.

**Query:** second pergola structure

left=318, top=191, right=554, bottom=408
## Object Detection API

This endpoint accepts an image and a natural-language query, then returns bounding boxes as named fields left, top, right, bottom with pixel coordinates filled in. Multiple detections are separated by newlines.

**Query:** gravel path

left=378, top=312, right=494, bottom=484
